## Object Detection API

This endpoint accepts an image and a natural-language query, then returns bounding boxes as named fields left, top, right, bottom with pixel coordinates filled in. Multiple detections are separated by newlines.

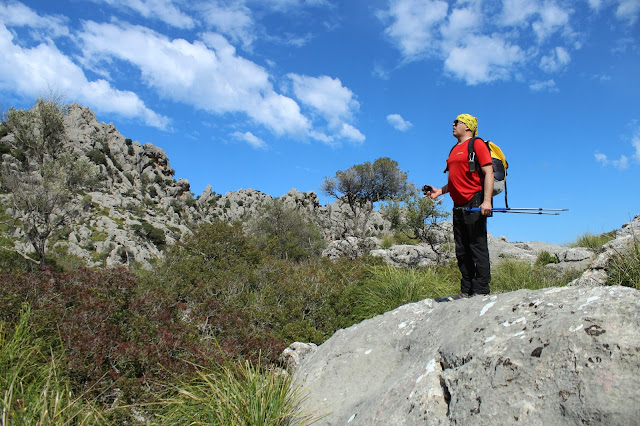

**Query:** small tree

left=0, top=98, right=98, bottom=267
left=382, top=189, right=451, bottom=260
left=247, top=198, right=326, bottom=261
left=321, top=157, right=411, bottom=237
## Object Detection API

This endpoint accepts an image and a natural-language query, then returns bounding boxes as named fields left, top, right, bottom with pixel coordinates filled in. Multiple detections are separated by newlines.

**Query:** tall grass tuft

left=571, top=230, right=617, bottom=249
left=158, top=358, right=311, bottom=425
left=606, top=239, right=640, bottom=289
left=352, top=264, right=459, bottom=320
left=0, top=304, right=102, bottom=425
left=491, top=258, right=582, bottom=293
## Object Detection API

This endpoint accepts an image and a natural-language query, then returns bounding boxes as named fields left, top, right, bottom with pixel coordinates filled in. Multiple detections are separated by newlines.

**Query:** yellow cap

left=456, top=113, right=478, bottom=136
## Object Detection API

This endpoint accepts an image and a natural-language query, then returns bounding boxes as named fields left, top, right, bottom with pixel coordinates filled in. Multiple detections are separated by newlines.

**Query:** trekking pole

left=491, top=207, right=568, bottom=212
left=489, top=210, right=560, bottom=216
left=464, top=207, right=568, bottom=215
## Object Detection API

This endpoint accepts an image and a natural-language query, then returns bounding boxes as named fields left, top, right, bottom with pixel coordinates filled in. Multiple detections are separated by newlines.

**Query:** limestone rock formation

left=0, top=102, right=634, bottom=270
left=571, top=214, right=640, bottom=287
left=293, top=285, right=640, bottom=425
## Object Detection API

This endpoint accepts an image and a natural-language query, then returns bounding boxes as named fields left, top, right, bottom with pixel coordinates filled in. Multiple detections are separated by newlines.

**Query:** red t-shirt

left=447, top=138, right=492, bottom=205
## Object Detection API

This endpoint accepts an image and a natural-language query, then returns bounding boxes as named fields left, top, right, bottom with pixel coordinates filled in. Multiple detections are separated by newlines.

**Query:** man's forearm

left=481, top=165, right=493, bottom=204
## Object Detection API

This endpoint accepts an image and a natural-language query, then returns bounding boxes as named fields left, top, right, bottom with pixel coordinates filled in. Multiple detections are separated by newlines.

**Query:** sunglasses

left=453, top=119, right=464, bottom=125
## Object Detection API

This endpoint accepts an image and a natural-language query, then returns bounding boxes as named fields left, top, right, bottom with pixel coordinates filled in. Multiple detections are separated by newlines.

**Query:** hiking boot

left=435, top=292, right=470, bottom=303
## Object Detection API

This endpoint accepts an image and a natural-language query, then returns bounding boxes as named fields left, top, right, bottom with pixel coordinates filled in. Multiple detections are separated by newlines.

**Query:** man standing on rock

left=424, top=114, right=493, bottom=297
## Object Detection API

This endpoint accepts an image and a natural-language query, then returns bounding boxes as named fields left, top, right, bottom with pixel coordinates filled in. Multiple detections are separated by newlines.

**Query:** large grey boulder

left=294, top=285, right=640, bottom=425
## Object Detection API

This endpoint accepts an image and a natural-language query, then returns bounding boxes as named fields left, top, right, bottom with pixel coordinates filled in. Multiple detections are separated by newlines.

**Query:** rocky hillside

left=0, top=104, right=389, bottom=268
left=0, top=103, right=634, bottom=271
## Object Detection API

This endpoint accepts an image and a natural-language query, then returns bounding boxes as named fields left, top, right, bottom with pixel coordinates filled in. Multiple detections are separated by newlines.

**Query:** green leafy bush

left=248, top=199, right=326, bottom=261
left=535, top=250, right=559, bottom=266
left=133, top=220, right=166, bottom=249
left=153, top=222, right=285, bottom=361
left=0, top=267, right=203, bottom=402
left=0, top=143, right=10, bottom=156
left=86, top=149, right=107, bottom=166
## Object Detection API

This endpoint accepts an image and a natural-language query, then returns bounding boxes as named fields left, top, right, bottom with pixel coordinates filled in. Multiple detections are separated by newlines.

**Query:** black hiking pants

left=453, top=191, right=491, bottom=296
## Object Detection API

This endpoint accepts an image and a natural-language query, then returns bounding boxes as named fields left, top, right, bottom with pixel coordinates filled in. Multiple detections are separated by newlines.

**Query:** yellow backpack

left=468, top=137, right=509, bottom=207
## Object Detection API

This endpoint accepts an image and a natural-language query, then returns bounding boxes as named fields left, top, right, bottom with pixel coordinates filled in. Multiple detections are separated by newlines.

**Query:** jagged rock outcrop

left=571, top=214, right=640, bottom=287
left=371, top=226, right=598, bottom=270
left=293, top=285, right=640, bottom=425
left=1, top=103, right=391, bottom=267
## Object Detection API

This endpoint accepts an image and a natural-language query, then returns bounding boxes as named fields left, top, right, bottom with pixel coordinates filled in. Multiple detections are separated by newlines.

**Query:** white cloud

left=199, top=2, right=256, bottom=50
left=254, top=0, right=330, bottom=11
left=540, top=46, right=571, bottom=72
left=0, top=1, right=69, bottom=38
left=500, top=0, right=539, bottom=26
left=633, top=132, right=640, bottom=163
left=88, top=0, right=195, bottom=29
left=380, top=0, right=449, bottom=59
left=529, top=79, right=559, bottom=92
left=379, top=0, right=592, bottom=86
left=615, top=0, right=640, bottom=24
left=531, top=2, right=570, bottom=42
left=595, top=152, right=629, bottom=169
left=586, top=0, right=640, bottom=24
left=387, top=113, right=413, bottom=131
left=288, top=74, right=364, bottom=143
left=444, top=35, right=524, bottom=84
left=595, top=127, right=640, bottom=169
left=77, top=22, right=311, bottom=136
left=232, top=131, right=268, bottom=149
left=338, top=123, right=365, bottom=143
left=0, top=22, right=168, bottom=129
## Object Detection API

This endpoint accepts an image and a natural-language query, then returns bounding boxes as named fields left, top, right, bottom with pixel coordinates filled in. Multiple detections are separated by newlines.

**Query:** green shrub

left=535, top=250, right=559, bottom=266
left=248, top=199, right=326, bottom=261
left=152, top=222, right=286, bottom=361
left=86, top=149, right=107, bottom=166
left=133, top=220, right=166, bottom=249
left=0, top=267, right=203, bottom=404
left=0, top=143, right=10, bottom=156
left=11, top=148, right=26, bottom=163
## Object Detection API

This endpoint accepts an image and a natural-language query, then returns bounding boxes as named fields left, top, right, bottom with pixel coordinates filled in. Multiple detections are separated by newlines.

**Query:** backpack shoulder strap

left=467, top=137, right=481, bottom=173
left=443, top=144, right=458, bottom=173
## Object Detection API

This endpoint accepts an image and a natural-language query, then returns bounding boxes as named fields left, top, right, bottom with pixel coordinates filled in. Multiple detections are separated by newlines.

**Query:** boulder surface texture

left=294, top=285, right=640, bottom=425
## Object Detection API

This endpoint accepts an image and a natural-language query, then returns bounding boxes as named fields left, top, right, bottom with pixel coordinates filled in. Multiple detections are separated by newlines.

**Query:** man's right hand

left=423, top=185, right=442, bottom=199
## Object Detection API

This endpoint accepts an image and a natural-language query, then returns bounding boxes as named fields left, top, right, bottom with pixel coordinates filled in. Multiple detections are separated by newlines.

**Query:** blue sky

left=1, top=0, right=639, bottom=245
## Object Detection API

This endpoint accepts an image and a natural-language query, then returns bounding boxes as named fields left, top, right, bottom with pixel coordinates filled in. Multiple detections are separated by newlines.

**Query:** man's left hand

left=479, top=201, right=492, bottom=216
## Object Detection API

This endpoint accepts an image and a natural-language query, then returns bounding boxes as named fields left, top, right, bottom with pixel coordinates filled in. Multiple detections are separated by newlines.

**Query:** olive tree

left=0, top=98, right=98, bottom=267
left=321, top=157, right=411, bottom=237
left=381, top=189, right=451, bottom=260
left=247, top=198, right=326, bottom=261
